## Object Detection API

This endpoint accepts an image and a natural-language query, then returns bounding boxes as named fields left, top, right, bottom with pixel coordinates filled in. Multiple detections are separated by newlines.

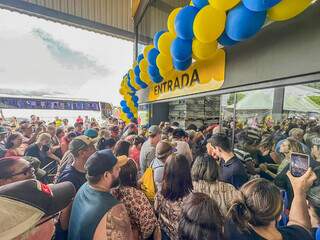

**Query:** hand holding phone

left=290, top=152, right=310, bottom=177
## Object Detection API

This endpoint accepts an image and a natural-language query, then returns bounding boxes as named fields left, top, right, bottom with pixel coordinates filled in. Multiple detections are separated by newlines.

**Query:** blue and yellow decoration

left=118, top=0, right=314, bottom=121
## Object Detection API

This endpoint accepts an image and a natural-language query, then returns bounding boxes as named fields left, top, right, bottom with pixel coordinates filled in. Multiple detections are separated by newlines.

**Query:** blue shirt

left=219, top=156, right=249, bottom=189
left=56, top=165, right=86, bottom=191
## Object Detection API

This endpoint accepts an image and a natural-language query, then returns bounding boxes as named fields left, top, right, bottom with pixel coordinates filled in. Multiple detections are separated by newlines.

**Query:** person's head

left=99, top=129, right=111, bottom=139
left=109, top=125, right=119, bottom=138
left=118, top=158, right=138, bottom=188
left=280, top=137, right=303, bottom=156
left=156, top=140, right=175, bottom=161
left=36, top=133, right=51, bottom=147
left=74, top=122, right=83, bottom=132
left=191, top=154, right=219, bottom=183
left=311, top=137, right=320, bottom=160
left=161, top=154, right=193, bottom=201
left=307, top=184, right=320, bottom=222
left=63, top=118, right=68, bottom=126
left=178, top=192, right=224, bottom=240
left=228, top=178, right=283, bottom=231
left=97, top=138, right=116, bottom=151
left=56, top=127, right=65, bottom=139
left=85, top=150, right=128, bottom=190
left=186, top=124, right=197, bottom=131
left=148, top=125, right=161, bottom=145
left=0, top=157, right=36, bottom=186
left=207, top=133, right=232, bottom=158
left=172, top=128, right=188, bottom=142
left=47, top=125, right=56, bottom=137
left=66, top=131, right=77, bottom=142
left=67, top=126, right=75, bottom=133
left=20, top=121, right=33, bottom=137
left=289, top=128, right=304, bottom=142
left=5, top=132, right=23, bottom=149
left=113, top=140, right=131, bottom=157
left=69, top=136, right=96, bottom=163
left=172, top=122, right=180, bottom=129
left=0, top=126, right=8, bottom=142
left=132, top=135, right=145, bottom=150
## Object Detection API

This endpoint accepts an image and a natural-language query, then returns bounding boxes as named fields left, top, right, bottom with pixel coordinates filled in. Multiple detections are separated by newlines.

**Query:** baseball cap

left=85, top=149, right=128, bottom=177
left=84, top=128, right=98, bottom=139
left=69, top=135, right=94, bottom=154
left=172, top=128, right=187, bottom=139
left=0, top=179, right=75, bottom=239
left=0, top=126, right=7, bottom=135
left=148, top=125, right=161, bottom=137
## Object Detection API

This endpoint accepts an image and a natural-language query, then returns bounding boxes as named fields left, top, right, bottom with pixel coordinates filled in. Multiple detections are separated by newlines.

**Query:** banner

left=144, top=49, right=225, bottom=102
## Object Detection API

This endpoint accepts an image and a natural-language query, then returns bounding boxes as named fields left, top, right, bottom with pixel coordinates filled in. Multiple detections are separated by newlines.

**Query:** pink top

left=129, top=146, right=140, bottom=169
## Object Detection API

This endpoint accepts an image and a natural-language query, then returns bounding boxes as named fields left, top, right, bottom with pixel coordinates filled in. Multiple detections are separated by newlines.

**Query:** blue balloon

left=173, top=58, right=192, bottom=71
left=134, top=65, right=140, bottom=76
left=127, top=112, right=134, bottom=119
left=153, top=30, right=166, bottom=50
left=192, top=0, right=208, bottom=9
left=137, top=54, right=144, bottom=63
left=226, top=3, right=266, bottom=41
left=174, top=6, right=199, bottom=40
left=218, top=31, right=239, bottom=46
left=242, top=0, right=281, bottom=11
left=175, top=58, right=192, bottom=71
left=148, top=65, right=160, bottom=77
left=134, top=101, right=138, bottom=108
left=171, top=38, right=192, bottom=62
left=123, top=106, right=130, bottom=113
left=147, top=48, right=160, bottom=66
left=151, top=75, right=163, bottom=84
left=127, top=76, right=137, bottom=92
left=132, top=95, right=139, bottom=103
left=120, top=100, right=127, bottom=107
left=135, top=77, right=148, bottom=89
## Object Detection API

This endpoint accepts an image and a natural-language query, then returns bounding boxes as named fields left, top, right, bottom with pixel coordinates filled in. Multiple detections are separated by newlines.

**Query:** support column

left=272, top=87, right=285, bottom=122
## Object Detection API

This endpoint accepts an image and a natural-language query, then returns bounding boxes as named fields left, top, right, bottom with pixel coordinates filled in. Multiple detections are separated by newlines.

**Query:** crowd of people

left=1, top=113, right=320, bottom=240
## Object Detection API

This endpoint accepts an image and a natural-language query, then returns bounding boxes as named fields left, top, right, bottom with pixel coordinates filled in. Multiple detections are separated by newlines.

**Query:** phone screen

left=290, top=152, right=309, bottom=177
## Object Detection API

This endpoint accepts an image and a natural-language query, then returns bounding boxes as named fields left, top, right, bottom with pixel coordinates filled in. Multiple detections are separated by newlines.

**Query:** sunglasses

left=8, top=165, right=35, bottom=178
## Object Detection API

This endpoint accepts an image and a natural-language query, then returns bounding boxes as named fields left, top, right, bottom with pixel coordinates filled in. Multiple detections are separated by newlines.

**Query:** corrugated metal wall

left=21, top=0, right=134, bottom=34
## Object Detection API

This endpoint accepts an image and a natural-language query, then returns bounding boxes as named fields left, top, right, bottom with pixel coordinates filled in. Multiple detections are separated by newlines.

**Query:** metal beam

left=0, top=0, right=135, bottom=41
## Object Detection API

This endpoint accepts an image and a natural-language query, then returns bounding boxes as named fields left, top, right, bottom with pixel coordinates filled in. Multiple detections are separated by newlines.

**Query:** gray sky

left=0, top=8, right=133, bottom=105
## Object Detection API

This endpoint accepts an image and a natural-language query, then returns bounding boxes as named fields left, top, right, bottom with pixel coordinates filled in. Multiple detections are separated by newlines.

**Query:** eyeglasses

left=8, top=165, right=35, bottom=178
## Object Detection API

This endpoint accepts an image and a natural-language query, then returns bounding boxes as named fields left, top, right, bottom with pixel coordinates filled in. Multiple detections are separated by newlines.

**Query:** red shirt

left=129, top=146, right=140, bottom=169
left=60, top=136, right=70, bottom=156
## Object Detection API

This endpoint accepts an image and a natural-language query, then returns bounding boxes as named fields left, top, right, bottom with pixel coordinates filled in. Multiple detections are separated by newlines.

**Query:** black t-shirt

left=219, top=156, right=249, bottom=189
left=225, top=220, right=313, bottom=240
left=56, top=165, right=86, bottom=191
left=25, top=143, right=49, bottom=168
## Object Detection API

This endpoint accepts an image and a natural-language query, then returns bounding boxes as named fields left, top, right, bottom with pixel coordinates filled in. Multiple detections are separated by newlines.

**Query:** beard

left=110, top=177, right=120, bottom=188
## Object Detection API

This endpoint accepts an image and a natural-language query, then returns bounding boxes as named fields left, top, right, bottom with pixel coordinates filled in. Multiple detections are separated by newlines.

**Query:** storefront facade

left=133, top=0, right=320, bottom=129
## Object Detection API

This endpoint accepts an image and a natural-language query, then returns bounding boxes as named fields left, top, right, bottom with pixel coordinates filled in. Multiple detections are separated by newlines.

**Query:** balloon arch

left=118, top=0, right=313, bottom=123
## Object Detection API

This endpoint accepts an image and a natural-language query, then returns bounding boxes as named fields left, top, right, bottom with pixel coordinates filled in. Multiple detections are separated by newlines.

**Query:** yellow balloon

left=193, top=6, right=226, bottom=43
left=132, top=61, right=138, bottom=68
left=129, top=69, right=141, bottom=90
left=120, top=112, right=126, bottom=120
left=143, top=45, right=154, bottom=59
left=268, top=0, right=312, bottom=21
left=140, top=71, right=151, bottom=84
left=167, top=8, right=181, bottom=36
left=127, top=101, right=135, bottom=109
left=190, top=1, right=194, bottom=6
left=119, top=88, right=126, bottom=95
left=209, top=0, right=240, bottom=11
left=156, top=53, right=173, bottom=72
left=139, top=59, right=148, bottom=72
left=159, top=69, right=172, bottom=79
left=124, top=94, right=131, bottom=102
left=192, top=39, right=218, bottom=60
left=158, top=32, right=175, bottom=56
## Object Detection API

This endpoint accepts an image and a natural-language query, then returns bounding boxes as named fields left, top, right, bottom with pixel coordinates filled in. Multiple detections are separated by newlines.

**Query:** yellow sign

left=147, top=49, right=225, bottom=102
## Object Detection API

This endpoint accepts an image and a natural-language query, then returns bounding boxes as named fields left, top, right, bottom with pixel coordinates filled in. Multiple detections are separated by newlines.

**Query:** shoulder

left=279, top=225, right=313, bottom=240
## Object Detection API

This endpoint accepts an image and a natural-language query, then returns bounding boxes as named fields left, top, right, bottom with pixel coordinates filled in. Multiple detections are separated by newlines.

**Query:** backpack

left=140, top=160, right=161, bottom=202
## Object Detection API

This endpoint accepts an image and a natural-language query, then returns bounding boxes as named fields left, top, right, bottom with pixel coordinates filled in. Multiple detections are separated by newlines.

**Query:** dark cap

left=0, top=179, right=75, bottom=217
left=85, top=149, right=128, bottom=176
left=156, top=140, right=176, bottom=159
left=69, top=135, right=94, bottom=154
left=172, top=128, right=187, bottom=139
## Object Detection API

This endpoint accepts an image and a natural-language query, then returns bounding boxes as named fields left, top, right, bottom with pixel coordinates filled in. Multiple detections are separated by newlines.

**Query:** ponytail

left=227, top=192, right=252, bottom=231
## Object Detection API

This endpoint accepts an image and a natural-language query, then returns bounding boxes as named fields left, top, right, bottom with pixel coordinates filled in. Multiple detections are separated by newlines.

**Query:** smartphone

left=290, top=152, right=310, bottom=177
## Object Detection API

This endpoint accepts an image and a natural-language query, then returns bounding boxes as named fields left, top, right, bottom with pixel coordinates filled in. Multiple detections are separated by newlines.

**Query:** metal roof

left=0, top=0, right=135, bottom=40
